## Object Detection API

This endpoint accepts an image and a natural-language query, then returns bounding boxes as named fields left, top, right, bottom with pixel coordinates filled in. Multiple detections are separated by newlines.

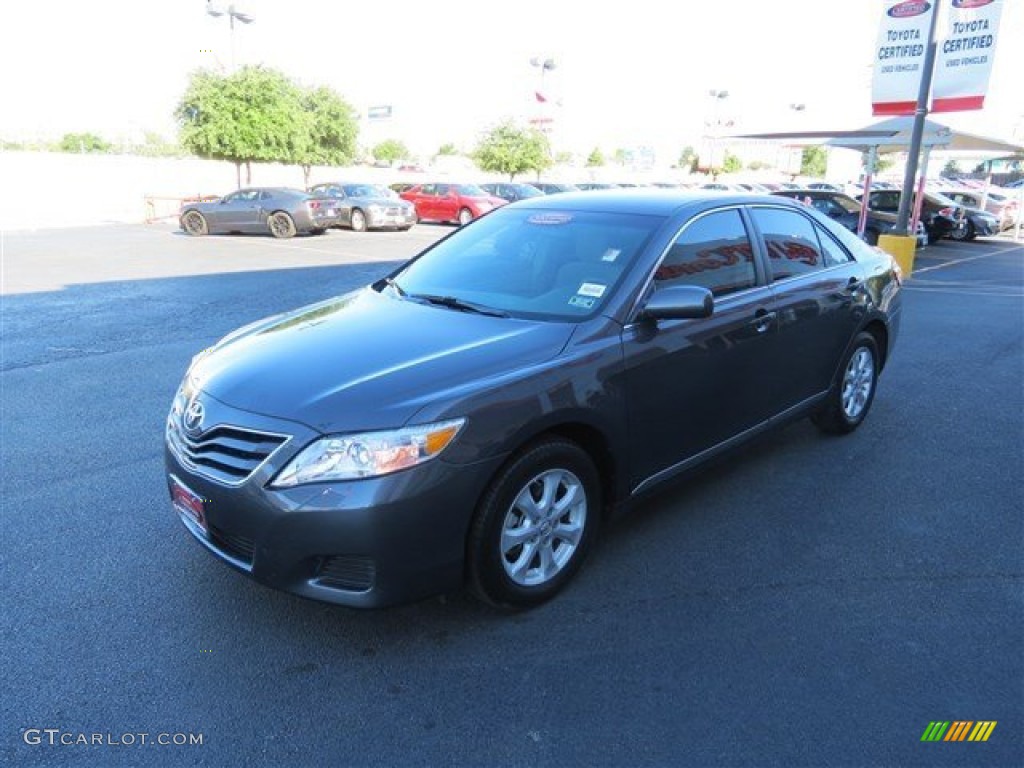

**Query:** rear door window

left=750, top=208, right=825, bottom=281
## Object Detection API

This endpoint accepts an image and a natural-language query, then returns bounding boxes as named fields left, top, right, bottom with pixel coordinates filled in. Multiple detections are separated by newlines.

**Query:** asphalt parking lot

left=1, top=223, right=1021, bottom=767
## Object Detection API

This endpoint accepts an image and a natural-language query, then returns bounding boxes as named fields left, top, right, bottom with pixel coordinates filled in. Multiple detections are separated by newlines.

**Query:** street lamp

left=706, top=90, right=729, bottom=176
left=206, top=1, right=254, bottom=72
left=529, top=57, right=557, bottom=134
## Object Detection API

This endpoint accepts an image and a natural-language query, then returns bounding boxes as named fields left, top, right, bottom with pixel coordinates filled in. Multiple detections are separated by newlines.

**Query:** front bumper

left=165, top=397, right=502, bottom=608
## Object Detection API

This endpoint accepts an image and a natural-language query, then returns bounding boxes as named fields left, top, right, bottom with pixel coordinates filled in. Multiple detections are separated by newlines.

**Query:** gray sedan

left=308, top=183, right=417, bottom=231
left=180, top=188, right=341, bottom=238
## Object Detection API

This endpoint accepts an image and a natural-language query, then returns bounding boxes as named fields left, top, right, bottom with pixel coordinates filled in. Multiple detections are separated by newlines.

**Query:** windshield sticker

left=526, top=213, right=573, bottom=226
left=578, top=282, right=606, bottom=298
left=601, top=248, right=621, bottom=262
left=568, top=296, right=596, bottom=309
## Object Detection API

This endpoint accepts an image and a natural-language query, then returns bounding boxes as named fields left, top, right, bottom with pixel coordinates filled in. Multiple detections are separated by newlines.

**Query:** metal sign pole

left=895, top=2, right=942, bottom=235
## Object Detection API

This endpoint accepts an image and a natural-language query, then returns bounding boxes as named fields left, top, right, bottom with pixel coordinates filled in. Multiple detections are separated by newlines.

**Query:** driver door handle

left=752, top=309, right=777, bottom=334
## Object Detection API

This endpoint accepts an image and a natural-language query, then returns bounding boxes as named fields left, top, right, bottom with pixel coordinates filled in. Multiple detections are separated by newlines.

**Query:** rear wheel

left=812, top=332, right=879, bottom=435
left=269, top=211, right=296, bottom=239
left=468, top=439, right=601, bottom=609
left=182, top=210, right=208, bottom=236
left=458, top=207, right=474, bottom=226
left=350, top=208, right=367, bottom=232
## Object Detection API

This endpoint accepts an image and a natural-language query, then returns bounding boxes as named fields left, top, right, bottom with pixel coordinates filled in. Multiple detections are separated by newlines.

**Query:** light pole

left=788, top=102, right=806, bottom=179
left=530, top=57, right=556, bottom=134
left=206, top=1, right=254, bottom=72
left=706, top=90, right=729, bottom=177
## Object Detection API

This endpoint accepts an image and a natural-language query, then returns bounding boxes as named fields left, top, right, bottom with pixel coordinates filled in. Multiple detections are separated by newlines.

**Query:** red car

left=399, top=183, right=506, bottom=225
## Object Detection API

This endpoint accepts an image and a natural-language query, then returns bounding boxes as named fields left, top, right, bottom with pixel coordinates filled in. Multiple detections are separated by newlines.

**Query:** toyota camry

left=165, top=191, right=902, bottom=609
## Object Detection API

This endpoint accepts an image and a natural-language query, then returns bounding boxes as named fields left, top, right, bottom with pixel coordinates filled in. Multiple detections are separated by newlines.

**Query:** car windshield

left=455, top=184, right=489, bottom=197
left=515, top=185, right=544, bottom=198
left=387, top=206, right=663, bottom=321
left=831, top=195, right=861, bottom=214
left=343, top=184, right=388, bottom=197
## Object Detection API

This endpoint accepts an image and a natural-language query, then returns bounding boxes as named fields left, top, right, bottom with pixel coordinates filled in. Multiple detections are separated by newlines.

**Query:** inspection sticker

left=601, top=248, right=621, bottom=262
left=568, top=296, right=596, bottom=309
left=577, top=282, right=606, bottom=298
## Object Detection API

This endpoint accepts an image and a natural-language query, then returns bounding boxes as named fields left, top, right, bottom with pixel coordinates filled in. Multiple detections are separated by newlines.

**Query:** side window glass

left=750, top=208, right=825, bottom=281
left=436, top=184, right=450, bottom=196
left=420, top=184, right=434, bottom=196
left=813, top=222, right=853, bottom=267
left=654, top=209, right=757, bottom=297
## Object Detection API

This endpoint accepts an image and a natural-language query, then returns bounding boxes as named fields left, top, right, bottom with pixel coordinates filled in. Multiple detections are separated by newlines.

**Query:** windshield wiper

left=407, top=293, right=510, bottom=318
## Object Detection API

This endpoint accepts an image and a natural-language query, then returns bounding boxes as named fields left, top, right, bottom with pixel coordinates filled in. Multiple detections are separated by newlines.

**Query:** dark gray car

left=166, top=191, right=902, bottom=609
left=308, top=182, right=417, bottom=231
left=180, top=187, right=340, bottom=238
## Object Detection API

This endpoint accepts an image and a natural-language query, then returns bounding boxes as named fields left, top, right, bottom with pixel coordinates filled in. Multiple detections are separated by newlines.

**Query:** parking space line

left=913, top=244, right=1022, bottom=275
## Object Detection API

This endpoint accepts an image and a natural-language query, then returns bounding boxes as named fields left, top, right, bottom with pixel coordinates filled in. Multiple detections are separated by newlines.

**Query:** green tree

left=372, top=139, right=409, bottom=165
left=296, top=86, right=358, bottom=187
left=941, top=158, right=962, bottom=177
left=472, top=121, right=551, bottom=180
left=613, top=148, right=631, bottom=166
left=554, top=150, right=574, bottom=165
left=586, top=147, right=605, bottom=167
left=747, top=159, right=772, bottom=171
left=177, top=66, right=307, bottom=187
left=800, top=146, right=827, bottom=177
left=58, top=132, right=112, bottom=153
left=437, top=143, right=459, bottom=156
left=722, top=151, right=743, bottom=174
left=678, top=146, right=698, bottom=172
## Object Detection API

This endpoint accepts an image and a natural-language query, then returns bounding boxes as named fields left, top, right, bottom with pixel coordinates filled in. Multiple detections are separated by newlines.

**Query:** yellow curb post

left=877, top=233, right=917, bottom=276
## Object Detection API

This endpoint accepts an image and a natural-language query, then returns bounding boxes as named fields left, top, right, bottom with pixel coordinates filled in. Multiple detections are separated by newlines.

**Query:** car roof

left=506, top=189, right=798, bottom=216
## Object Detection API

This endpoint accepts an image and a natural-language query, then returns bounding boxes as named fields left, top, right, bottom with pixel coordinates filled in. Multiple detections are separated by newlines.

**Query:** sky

left=1, top=0, right=1021, bottom=163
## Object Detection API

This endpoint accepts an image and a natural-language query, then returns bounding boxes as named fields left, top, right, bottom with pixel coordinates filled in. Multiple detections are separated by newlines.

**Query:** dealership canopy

left=736, top=116, right=1024, bottom=155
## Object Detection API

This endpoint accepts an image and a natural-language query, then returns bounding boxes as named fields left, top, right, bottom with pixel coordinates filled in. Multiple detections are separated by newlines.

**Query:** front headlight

left=272, top=418, right=465, bottom=487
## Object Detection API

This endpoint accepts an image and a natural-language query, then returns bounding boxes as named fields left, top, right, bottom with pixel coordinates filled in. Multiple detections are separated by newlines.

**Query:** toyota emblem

left=183, top=398, right=205, bottom=434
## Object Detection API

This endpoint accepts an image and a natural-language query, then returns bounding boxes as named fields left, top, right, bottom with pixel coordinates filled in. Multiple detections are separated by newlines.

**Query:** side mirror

left=639, top=285, right=714, bottom=321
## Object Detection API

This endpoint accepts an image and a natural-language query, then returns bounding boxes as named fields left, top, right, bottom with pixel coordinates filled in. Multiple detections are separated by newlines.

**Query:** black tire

left=467, top=439, right=601, bottom=609
left=458, top=207, right=474, bottom=226
left=949, top=221, right=975, bottom=242
left=350, top=208, right=367, bottom=232
left=927, top=230, right=941, bottom=246
left=865, top=229, right=879, bottom=246
left=182, top=210, right=208, bottom=236
left=269, top=211, right=297, bottom=239
left=812, top=332, right=879, bottom=435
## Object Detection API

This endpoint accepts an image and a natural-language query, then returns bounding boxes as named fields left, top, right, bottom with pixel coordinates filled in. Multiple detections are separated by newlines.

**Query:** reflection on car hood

left=193, top=288, right=573, bottom=432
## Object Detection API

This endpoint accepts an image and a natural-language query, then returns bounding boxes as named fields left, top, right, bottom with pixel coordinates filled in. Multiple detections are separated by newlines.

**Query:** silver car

left=180, top=188, right=340, bottom=238
left=308, top=183, right=417, bottom=231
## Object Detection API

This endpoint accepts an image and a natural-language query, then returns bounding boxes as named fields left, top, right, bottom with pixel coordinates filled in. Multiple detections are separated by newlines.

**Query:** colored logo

left=952, top=0, right=992, bottom=8
left=888, top=1, right=931, bottom=17
left=921, top=721, right=997, bottom=742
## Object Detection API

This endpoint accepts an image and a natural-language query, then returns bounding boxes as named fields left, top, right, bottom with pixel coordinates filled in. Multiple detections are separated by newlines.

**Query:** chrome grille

left=315, top=556, right=376, bottom=592
left=167, top=419, right=289, bottom=485
left=386, top=206, right=403, bottom=216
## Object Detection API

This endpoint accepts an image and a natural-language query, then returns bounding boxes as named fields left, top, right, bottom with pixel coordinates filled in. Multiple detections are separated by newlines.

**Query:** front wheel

left=269, top=211, right=296, bottom=239
left=182, top=210, right=208, bottom=236
left=949, top=221, right=975, bottom=242
left=350, top=208, right=367, bottom=232
left=458, top=207, right=474, bottom=226
left=468, top=439, right=601, bottom=609
left=812, top=332, right=879, bottom=435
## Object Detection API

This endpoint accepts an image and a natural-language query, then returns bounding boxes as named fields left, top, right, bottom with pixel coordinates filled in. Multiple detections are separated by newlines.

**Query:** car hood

left=192, top=288, right=573, bottom=432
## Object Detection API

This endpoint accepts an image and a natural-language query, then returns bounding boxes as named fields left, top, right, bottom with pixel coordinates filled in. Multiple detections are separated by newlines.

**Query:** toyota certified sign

left=872, top=0, right=936, bottom=115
